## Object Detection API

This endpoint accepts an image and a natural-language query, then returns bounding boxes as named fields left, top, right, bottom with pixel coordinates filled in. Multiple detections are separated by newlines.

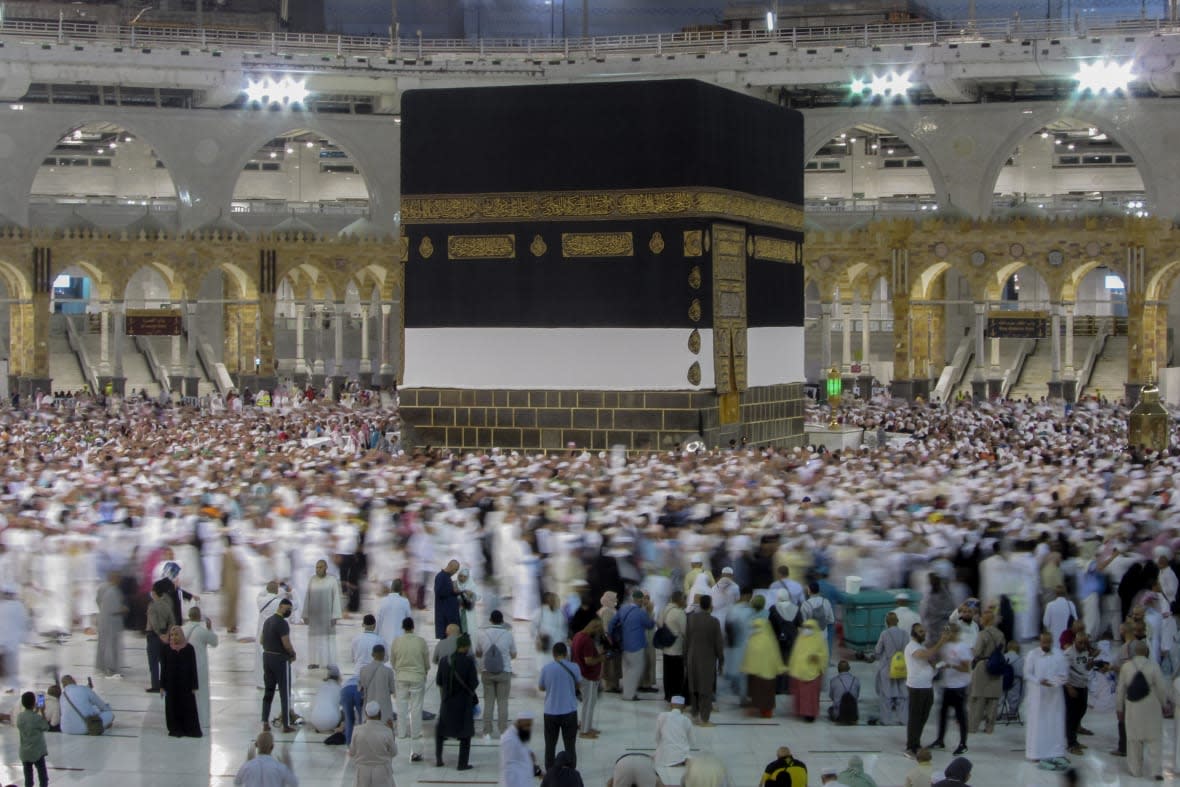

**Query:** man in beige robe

left=1117, top=640, right=1171, bottom=780
left=350, top=701, right=397, bottom=787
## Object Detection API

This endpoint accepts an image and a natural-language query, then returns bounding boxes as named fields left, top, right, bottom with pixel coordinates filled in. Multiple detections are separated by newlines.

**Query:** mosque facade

left=0, top=13, right=1176, bottom=421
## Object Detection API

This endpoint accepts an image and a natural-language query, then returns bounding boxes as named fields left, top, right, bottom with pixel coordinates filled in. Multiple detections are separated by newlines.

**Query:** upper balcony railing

left=0, top=14, right=1175, bottom=62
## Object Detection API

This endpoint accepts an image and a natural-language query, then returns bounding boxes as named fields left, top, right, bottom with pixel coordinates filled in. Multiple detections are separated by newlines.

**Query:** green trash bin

left=840, top=589, right=922, bottom=657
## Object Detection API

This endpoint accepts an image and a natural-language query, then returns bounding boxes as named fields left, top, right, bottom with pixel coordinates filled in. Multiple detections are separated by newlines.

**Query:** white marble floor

left=0, top=596, right=1174, bottom=787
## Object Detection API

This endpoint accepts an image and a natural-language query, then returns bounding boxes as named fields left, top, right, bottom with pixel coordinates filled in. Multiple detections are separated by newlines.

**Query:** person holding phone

left=17, top=691, right=50, bottom=787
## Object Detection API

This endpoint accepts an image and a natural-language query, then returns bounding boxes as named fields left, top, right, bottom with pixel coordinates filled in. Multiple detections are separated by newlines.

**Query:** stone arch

left=1065, top=258, right=1127, bottom=304
left=804, top=115, right=948, bottom=208
left=228, top=128, right=374, bottom=216
left=0, top=260, right=32, bottom=302
left=978, top=107, right=1153, bottom=220
left=1147, top=260, right=1180, bottom=303
left=124, top=263, right=186, bottom=308
left=52, top=260, right=112, bottom=303
left=804, top=278, right=822, bottom=320
left=984, top=261, right=1050, bottom=308
left=353, top=263, right=397, bottom=303
left=30, top=120, right=180, bottom=206
left=910, top=261, right=952, bottom=300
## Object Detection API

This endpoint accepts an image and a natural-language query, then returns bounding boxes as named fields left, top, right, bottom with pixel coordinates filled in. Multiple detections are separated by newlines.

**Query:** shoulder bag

left=62, top=688, right=104, bottom=736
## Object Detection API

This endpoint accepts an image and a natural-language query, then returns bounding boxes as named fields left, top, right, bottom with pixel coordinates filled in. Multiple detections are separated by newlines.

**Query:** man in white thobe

left=351, top=615, right=385, bottom=676
left=500, top=714, right=537, bottom=787
left=709, top=569, right=741, bottom=628
left=307, top=666, right=343, bottom=734
left=376, top=580, right=413, bottom=651
left=1042, top=585, right=1078, bottom=644
left=653, top=696, right=694, bottom=767
left=0, top=586, right=29, bottom=692
left=1025, top=631, right=1068, bottom=765
left=182, top=607, right=220, bottom=730
left=305, top=560, right=343, bottom=669
left=891, top=593, right=921, bottom=637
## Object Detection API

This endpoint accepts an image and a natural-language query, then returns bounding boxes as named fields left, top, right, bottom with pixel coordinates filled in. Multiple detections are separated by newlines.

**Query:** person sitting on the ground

left=59, top=675, right=113, bottom=735
left=607, top=753, right=664, bottom=787
left=932, top=756, right=972, bottom=787
left=836, top=755, right=877, bottom=787
left=903, top=748, right=933, bottom=787
left=234, top=730, right=297, bottom=787
left=654, top=696, right=694, bottom=767
left=760, top=746, right=807, bottom=787
left=828, top=660, right=860, bottom=724
left=307, top=665, right=343, bottom=736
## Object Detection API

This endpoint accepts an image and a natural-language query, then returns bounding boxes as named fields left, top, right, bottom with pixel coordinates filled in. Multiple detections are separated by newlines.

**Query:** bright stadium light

left=279, top=78, right=309, bottom=105
left=852, top=71, right=913, bottom=99
left=885, top=72, right=913, bottom=94
left=244, top=77, right=309, bottom=107
left=1075, top=59, right=1135, bottom=95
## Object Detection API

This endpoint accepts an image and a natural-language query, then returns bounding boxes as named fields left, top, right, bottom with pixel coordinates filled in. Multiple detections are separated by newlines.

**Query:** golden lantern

left=826, top=367, right=842, bottom=429
left=1128, top=383, right=1170, bottom=452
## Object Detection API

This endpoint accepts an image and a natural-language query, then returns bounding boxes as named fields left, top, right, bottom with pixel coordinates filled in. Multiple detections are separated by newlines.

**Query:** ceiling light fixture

left=243, top=77, right=310, bottom=107
left=1075, top=59, right=1135, bottom=95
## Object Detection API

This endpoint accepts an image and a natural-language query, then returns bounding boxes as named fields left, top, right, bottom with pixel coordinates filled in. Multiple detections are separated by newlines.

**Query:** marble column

left=840, top=302, right=852, bottom=373
left=1064, top=303, right=1076, bottom=379
left=184, top=301, right=199, bottom=397
left=294, top=302, right=307, bottom=377
left=1047, top=302, right=1064, bottom=400
left=972, top=302, right=988, bottom=400
left=819, top=302, right=833, bottom=375
left=333, top=302, right=345, bottom=377
left=112, top=302, right=125, bottom=395
left=379, top=302, right=394, bottom=387
left=859, top=302, right=871, bottom=368
left=1050, top=303, right=1062, bottom=382
left=99, top=304, right=111, bottom=375
left=170, top=330, right=182, bottom=376
left=311, top=304, right=326, bottom=380
left=359, top=305, right=372, bottom=378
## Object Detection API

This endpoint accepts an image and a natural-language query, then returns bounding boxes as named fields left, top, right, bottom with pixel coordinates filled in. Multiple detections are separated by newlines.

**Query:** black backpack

left=985, top=644, right=1007, bottom=676
left=1127, top=670, right=1151, bottom=702
left=653, top=623, right=677, bottom=650
left=835, top=687, right=858, bottom=725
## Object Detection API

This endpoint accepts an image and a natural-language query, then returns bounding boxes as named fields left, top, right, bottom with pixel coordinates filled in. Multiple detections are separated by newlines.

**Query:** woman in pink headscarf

left=599, top=592, right=621, bottom=693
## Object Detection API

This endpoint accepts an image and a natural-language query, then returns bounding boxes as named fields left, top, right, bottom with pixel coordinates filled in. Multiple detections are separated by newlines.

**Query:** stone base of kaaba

left=804, top=424, right=864, bottom=452
left=399, top=383, right=806, bottom=452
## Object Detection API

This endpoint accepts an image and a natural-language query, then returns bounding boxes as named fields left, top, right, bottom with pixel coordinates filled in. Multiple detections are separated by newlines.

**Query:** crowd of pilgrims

left=1, top=391, right=1180, bottom=784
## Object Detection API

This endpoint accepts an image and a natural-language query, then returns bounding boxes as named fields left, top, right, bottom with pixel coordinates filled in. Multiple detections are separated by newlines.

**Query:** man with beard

left=304, top=559, right=343, bottom=669
left=260, top=598, right=297, bottom=733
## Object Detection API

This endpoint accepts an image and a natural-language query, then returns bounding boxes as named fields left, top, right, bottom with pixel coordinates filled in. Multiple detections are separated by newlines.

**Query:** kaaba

left=399, top=79, right=806, bottom=452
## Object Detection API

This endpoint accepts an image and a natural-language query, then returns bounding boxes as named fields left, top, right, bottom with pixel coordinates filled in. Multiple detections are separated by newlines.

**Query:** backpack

left=483, top=632, right=506, bottom=675
left=1127, top=670, right=1151, bottom=702
left=653, top=623, right=677, bottom=650
left=836, top=686, right=859, bottom=725
left=985, top=644, right=1007, bottom=676
left=890, top=650, right=908, bottom=680
left=805, top=598, right=832, bottom=629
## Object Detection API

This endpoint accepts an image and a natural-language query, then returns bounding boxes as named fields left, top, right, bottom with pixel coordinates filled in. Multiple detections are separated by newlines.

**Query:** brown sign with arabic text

left=124, top=309, right=182, bottom=336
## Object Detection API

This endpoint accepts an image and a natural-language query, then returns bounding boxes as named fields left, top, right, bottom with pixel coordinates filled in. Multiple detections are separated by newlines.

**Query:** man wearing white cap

left=654, top=696, right=694, bottom=767
left=349, top=701, right=397, bottom=787
left=710, top=567, right=740, bottom=624
left=684, top=555, right=713, bottom=610
left=500, top=712, right=539, bottom=787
